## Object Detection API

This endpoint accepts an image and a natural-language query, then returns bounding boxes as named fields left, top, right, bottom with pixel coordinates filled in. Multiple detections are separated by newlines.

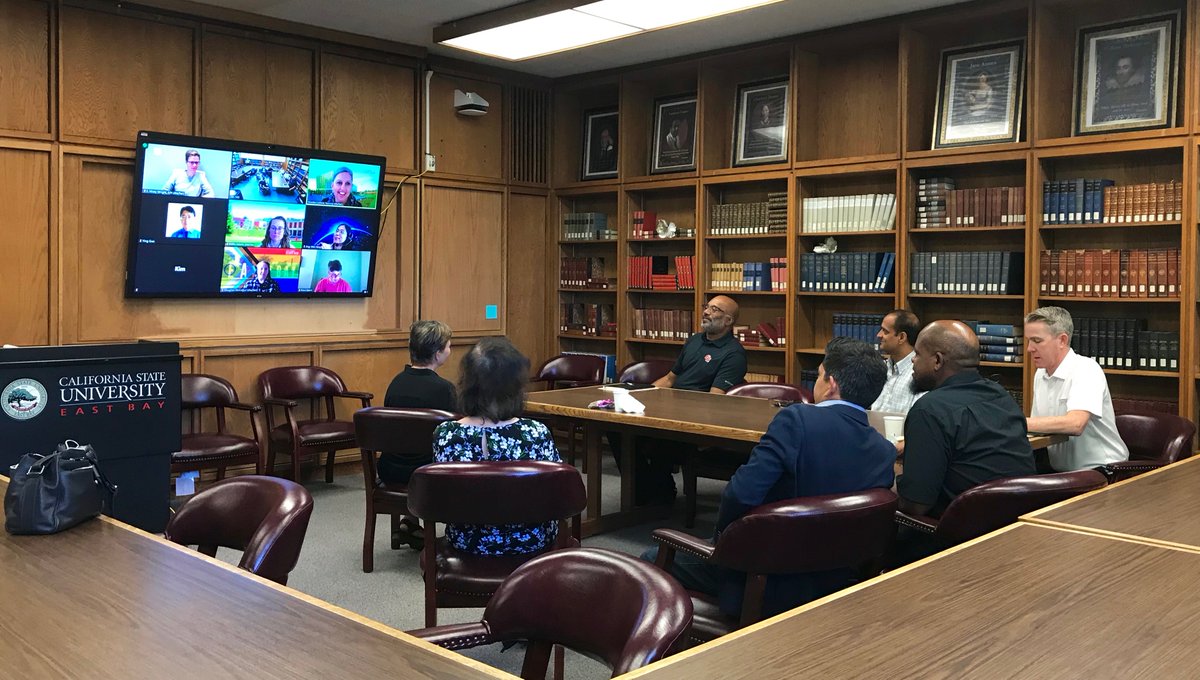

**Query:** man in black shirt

left=623, top=295, right=747, bottom=504
left=381, top=319, right=456, bottom=548
left=892, top=320, right=1034, bottom=564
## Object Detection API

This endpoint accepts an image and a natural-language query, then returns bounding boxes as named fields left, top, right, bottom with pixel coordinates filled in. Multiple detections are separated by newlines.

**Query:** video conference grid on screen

left=127, top=133, right=385, bottom=297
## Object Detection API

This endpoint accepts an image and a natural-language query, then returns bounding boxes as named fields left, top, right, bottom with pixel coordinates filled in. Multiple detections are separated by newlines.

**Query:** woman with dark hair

left=432, top=336, right=561, bottom=556
left=260, top=216, right=293, bottom=248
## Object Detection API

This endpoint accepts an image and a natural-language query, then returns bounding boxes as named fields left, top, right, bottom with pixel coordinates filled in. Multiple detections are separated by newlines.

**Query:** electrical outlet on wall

left=424, top=153, right=437, bottom=172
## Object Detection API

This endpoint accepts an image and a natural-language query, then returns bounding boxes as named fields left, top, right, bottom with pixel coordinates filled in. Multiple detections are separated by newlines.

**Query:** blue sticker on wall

left=485, top=304, right=498, bottom=319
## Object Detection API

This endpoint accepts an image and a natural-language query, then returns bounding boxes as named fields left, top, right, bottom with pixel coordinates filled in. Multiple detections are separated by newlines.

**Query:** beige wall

left=0, top=0, right=550, bottom=430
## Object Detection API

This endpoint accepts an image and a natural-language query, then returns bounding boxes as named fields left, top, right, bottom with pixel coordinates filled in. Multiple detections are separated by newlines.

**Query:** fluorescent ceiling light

left=576, top=0, right=785, bottom=31
left=440, top=9, right=639, bottom=61
left=437, top=0, right=785, bottom=61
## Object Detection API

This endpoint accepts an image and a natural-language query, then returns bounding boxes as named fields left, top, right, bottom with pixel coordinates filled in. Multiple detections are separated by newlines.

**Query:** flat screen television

left=125, top=130, right=386, bottom=298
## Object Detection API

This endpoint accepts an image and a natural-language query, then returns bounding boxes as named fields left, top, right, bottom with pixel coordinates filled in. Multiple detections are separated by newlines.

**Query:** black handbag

left=5, top=440, right=118, bottom=535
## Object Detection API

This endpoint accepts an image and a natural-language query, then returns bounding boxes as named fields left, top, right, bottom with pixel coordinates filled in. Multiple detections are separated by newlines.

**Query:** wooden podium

left=0, top=342, right=180, bottom=533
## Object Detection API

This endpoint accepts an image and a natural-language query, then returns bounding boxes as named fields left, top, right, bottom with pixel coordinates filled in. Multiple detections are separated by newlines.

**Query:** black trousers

left=607, top=432, right=694, bottom=504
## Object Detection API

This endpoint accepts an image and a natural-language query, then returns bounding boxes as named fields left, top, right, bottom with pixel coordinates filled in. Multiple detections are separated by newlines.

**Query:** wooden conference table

left=1024, top=454, right=1200, bottom=552
left=525, top=387, right=1062, bottom=535
left=627, top=522, right=1200, bottom=679
left=0, top=479, right=511, bottom=679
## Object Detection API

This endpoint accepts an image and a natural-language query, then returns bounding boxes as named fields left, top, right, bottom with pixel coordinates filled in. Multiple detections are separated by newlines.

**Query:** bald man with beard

left=897, top=320, right=1034, bottom=519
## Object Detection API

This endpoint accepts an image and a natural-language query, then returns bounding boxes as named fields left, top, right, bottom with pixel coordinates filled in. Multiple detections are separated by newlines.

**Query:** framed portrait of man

left=1073, top=12, right=1180, bottom=135
left=932, top=40, right=1025, bottom=149
left=581, top=108, right=618, bottom=181
left=733, top=79, right=789, bottom=166
left=651, top=94, right=697, bottom=174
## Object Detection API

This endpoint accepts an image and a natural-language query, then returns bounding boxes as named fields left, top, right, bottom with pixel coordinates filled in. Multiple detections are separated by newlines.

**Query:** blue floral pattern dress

left=432, top=419, right=561, bottom=555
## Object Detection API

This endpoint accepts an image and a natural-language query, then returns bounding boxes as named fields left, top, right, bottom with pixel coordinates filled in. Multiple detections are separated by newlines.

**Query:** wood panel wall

left=0, top=0, right=551, bottom=458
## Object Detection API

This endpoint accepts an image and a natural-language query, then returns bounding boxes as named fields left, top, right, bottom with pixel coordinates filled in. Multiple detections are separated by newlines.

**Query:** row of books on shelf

left=1071, top=318, right=1178, bottom=371
left=915, top=178, right=1026, bottom=228
left=630, top=211, right=696, bottom=239
left=628, top=256, right=695, bottom=290
left=801, top=194, right=897, bottom=233
left=734, top=317, right=787, bottom=347
left=710, top=259, right=788, bottom=292
left=709, top=194, right=787, bottom=235
left=632, top=308, right=693, bottom=340
left=1039, top=249, right=1179, bottom=299
left=1042, top=179, right=1181, bottom=225
left=908, top=251, right=1023, bottom=295
left=559, top=257, right=615, bottom=289
left=559, top=303, right=616, bottom=337
left=971, top=325, right=1024, bottom=364
left=562, top=212, right=616, bottom=240
left=798, top=252, right=896, bottom=293
left=831, top=313, right=884, bottom=350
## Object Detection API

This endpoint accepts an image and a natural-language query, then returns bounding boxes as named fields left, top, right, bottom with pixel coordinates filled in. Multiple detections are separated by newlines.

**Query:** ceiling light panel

left=440, top=8, right=640, bottom=60
left=575, top=0, right=786, bottom=31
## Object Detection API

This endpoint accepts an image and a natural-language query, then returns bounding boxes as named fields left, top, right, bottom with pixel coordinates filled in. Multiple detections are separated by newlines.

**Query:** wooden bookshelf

left=547, top=0, right=1200, bottom=420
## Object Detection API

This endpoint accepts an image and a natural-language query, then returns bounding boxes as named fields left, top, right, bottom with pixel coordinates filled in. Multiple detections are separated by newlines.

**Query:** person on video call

left=260, top=216, right=293, bottom=248
left=168, top=205, right=201, bottom=239
left=319, top=222, right=360, bottom=250
left=240, top=260, right=280, bottom=293
left=319, top=167, right=363, bottom=207
left=314, top=259, right=352, bottom=293
left=161, top=149, right=214, bottom=198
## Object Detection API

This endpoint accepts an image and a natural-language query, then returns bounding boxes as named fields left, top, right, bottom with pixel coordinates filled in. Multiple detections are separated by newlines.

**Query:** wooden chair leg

left=553, top=644, right=565, bottom=680
left=266, top=446, right=278, bottom=477
left=325, top=449, right=336, bottom=483
left=363, top=502, right=375, bottom=573
left=291, top=448, right=302, bottom=483
left=521, top=640, right=553, bottom=680
left=215, top=465, right=227, bottom=481
left=423, top=532, right=438, bottom=627
left=390, top=513, right=402, bottom=549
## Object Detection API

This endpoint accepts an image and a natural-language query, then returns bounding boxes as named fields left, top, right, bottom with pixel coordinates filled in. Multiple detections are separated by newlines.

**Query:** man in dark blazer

left=648, top=337, right=896, bottom=618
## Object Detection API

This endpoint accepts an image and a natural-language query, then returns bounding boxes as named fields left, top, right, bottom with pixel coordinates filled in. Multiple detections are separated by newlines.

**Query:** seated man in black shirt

left=619, top=295, right=747, bottom=504
left=381, top=319, right=456, bottom=548
left=892, top=319, right=1034, bottom=564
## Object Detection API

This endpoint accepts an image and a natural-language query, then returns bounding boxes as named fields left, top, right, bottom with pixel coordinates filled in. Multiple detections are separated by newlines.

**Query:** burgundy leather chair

left=174, top=374, right=262, bottom=480
left=1104, top=412, right=1196, bottom=482
left=164, top=475, right=314, bottom=585
left=257, top=366, right=372, bottom=483
left=406, top=461, right=587, bottom=627
left=618, top=359, right=674, bottom=385
left=408, top=548, right=692, bottom=679
left=354, top=406, right=458, bottom=573
left=531, top=354, right=607, bottom=465
left=653, top=489, right=898, bottom=644
left=895, top=470, right=1108, bottom=548
left=681, top=382, right=814, bottom=527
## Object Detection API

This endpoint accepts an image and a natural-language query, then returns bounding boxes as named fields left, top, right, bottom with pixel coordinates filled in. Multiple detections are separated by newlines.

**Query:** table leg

left=620, top=432, right=635, bottom=513
left=585, top=425, right=602, bottom=524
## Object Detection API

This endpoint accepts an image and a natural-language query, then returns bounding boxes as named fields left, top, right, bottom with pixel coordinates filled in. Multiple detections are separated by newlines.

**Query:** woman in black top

left=381, top=319, right=455, bottom=548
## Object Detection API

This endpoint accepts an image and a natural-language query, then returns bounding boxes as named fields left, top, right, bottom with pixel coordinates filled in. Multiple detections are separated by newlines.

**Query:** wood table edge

left=1021, top=454, right=1200, bottom=521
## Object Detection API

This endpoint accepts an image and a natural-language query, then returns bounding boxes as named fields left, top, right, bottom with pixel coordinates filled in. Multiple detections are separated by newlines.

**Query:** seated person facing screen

left=168, top=205, right=200, bottom=239
left=320, top=167, right=363, bottom=207
left=433, top=336, right=560, bottom=556
left=260, top=216, right=293, bottom=248
left=645, top=337, right=895, bottom=619
left=240, top=260, right=279, bottom=293
left=314, top=259, right=351, bottom=293
left=871, top=309, right=923, bottom=415
left=898, top=320, right=1035, bottom=519
left=380, top=319, right=456, bottom=550
left=162, top=149, right=214, bottom=197
left=617, top=295, right=748, bottom=505
left=1025, top=306, right=1128, bottom=471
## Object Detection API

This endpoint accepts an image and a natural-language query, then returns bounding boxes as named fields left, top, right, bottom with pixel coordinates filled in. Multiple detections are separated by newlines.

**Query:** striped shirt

left=870, top=351, right=922, bottom=414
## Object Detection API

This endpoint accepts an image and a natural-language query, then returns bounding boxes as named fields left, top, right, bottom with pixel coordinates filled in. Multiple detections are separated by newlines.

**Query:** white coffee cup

left=883, top=415, right=905, bottom=443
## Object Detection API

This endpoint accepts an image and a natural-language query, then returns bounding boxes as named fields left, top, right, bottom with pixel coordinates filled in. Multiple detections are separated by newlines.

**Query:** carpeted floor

left=206, top=454, right=725, bottom=679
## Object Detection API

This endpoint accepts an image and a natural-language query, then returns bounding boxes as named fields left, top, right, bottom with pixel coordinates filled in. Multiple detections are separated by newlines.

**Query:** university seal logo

left=2, top=378, right=48, bottom=420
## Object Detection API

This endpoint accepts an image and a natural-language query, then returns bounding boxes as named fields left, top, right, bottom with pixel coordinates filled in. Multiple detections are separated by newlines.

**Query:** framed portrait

left=651, top=94, right=697, bottom=174
left=1073, top=12, right=1180, bottom=135
left=581, top=108, right=618, bottom=181
left=932, top=40, right=1025, bottom=149
left=733, top=79, right=789, bottom=166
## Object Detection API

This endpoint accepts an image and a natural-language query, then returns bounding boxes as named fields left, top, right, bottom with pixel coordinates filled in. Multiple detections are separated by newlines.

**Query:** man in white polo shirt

left=1024, top=306, right=1128, bottom=471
